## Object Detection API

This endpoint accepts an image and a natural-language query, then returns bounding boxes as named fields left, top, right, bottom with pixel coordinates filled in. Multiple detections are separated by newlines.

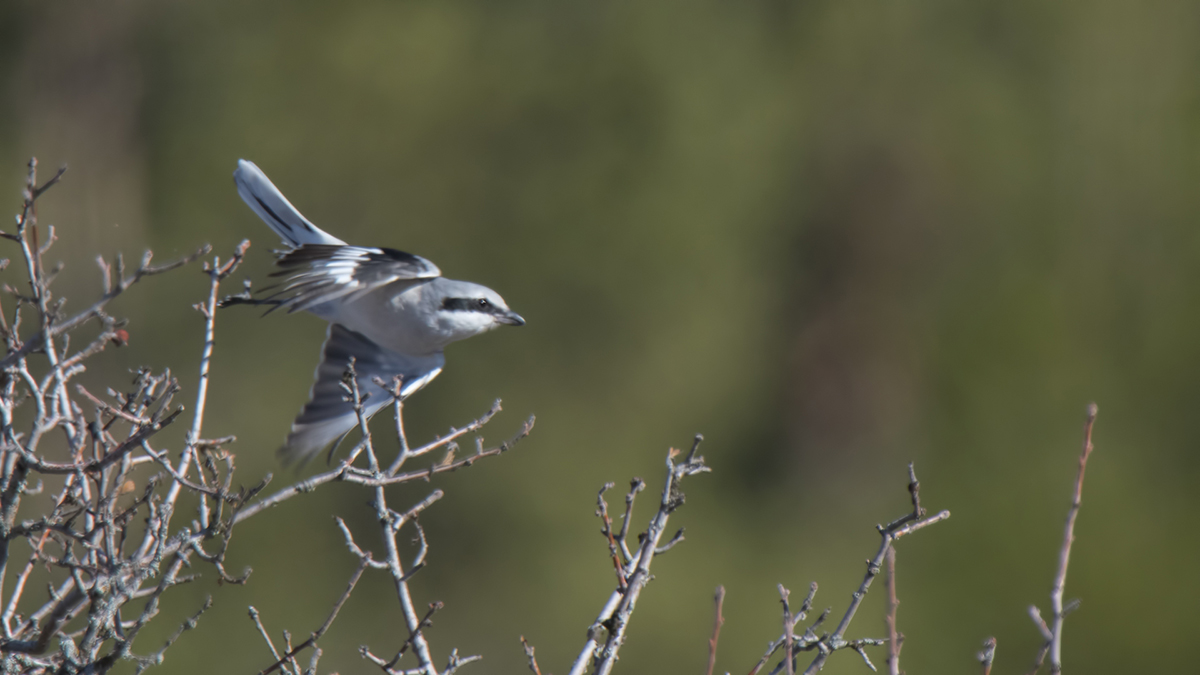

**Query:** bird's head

left=431, top=279, right=524, bottom=343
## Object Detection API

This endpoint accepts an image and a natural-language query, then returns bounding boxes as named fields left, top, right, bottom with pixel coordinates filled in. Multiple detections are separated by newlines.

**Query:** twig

left=885, top=548, right=901, bottom=675
left=706, top=586, right=725, bottom=675
left=388, top=399, right=503, bottom=472
left=757, top=465, right=949, bottom=675
left=568, top=438, right=711, bottom=675
left=249, top=606, right=283, bottom=665
left=30, top=163, right=67, bottom=201
left=0, top=245, right=212, bottom=370
left=906, top=463, right=923, bottom=519
left=617, top=478, right=645, bottom=562
left=132, top=596, right=213, bottom=675
left=597, top=483, right=627, bottom=590
left=13, top=407, right=182, bottom=475
left=521, top=636, right=543, bottom=675
left=978, top=637, right=997, bottom=675
left=164, top=241, right=250, bottom=530
left=257, top=559, right=369, bottom=675
left=748, top=583, right=816, bottom=675
left=1048, top=404, right=1097, bottom=674
left=815, top=510, right=947, bottom=635
left=375, top=602, right=443, bottom=669
left=340, top=366, right=446, bottom=675
left=231, top=410, right=531, bottom=525
left=75, top=384, right=149, bottom=425
left=282, top=630, right=301, bottom=675
left=1026, top=404, right=1098, bottom=675
left=1024, top=605, right=1052, bottom=675
left=780, top=585, right=794, bottom=675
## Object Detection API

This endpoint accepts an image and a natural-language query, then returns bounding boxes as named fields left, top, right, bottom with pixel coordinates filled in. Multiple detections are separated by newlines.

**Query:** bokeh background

left=2, top=1, right=1198, bottom=672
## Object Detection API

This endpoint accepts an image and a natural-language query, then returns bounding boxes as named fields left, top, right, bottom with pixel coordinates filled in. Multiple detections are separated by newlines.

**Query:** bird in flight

left=231, top=160, right=524, bottom=463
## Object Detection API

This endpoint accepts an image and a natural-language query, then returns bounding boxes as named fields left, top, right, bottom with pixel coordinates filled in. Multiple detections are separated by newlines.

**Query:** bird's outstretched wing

left=281, top=324, right=443, bottom=464
left=266, top=244, right=442, bottom=313
left=233, top=159, right=346, bottom=247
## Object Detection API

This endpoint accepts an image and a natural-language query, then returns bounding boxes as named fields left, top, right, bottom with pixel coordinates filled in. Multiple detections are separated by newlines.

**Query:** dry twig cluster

left=521, top=410, right=1100, bottom=675
left=0, top=158, right=239, bottom=674
left=0, top=159, right=533, bottom=674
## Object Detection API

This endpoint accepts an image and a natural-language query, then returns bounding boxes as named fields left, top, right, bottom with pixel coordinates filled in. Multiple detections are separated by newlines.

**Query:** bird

left=230, top=159, right=524, bottom=464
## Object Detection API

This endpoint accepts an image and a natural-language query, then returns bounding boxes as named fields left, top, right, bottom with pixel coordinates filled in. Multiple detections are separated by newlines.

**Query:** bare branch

left=568, top=440, right=711, bottom=675
left=256, top=559, right=369, bottom=675
left=747, top=466, right=949, bottom=675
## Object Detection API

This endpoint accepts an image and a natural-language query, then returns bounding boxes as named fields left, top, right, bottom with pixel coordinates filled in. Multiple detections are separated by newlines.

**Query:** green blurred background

left=2, top=0, right=1198, bottom=672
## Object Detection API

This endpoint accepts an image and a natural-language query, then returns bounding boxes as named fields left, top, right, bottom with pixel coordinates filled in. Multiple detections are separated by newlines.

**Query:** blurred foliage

left=2, top=0, right=1199, bottom=672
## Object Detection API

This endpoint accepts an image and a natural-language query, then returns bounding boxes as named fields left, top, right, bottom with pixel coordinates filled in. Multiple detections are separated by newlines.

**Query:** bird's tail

left=233, top=159, right=346, bottom=248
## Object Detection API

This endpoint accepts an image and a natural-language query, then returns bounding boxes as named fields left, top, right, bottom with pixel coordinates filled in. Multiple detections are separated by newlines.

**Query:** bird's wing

left=233, top=159, right=347, bottom=247
left=280, top=324, right=443, bottom=465
left=266, top=244, right=442, bottom=313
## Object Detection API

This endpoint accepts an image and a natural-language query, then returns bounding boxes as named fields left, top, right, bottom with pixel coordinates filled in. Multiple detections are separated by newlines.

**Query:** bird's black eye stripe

left=442, top=297, right=497, bottom=313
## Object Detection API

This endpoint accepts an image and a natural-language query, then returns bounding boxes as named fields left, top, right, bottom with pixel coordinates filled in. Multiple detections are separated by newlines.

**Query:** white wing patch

left=267, top=245, right=442, bottom=313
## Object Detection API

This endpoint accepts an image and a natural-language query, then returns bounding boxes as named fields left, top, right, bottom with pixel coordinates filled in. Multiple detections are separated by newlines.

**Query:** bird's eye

left=477, top=298, right=491, bottom=309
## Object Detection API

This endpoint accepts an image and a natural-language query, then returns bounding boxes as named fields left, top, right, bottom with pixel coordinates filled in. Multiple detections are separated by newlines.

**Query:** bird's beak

left=497, top=310, right=525, bottom=326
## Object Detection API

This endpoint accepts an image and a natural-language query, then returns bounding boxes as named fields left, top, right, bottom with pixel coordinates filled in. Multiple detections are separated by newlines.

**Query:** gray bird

left=232, top=160, right=524, bottom=463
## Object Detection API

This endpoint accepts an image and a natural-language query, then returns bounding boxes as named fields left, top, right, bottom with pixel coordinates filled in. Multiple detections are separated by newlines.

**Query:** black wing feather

left=280, top=324, right=443, bottom=464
